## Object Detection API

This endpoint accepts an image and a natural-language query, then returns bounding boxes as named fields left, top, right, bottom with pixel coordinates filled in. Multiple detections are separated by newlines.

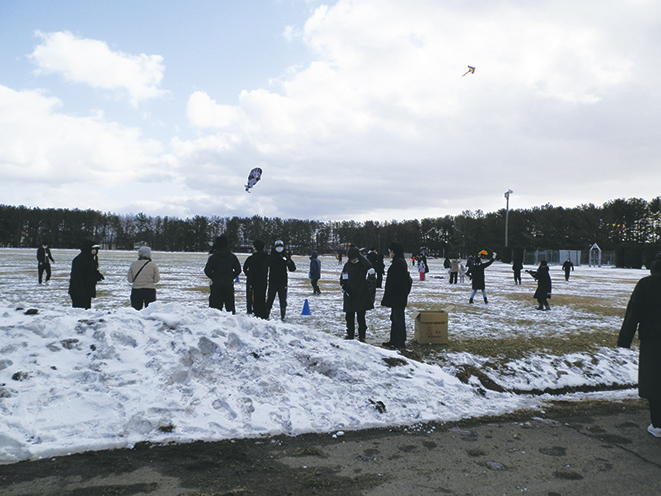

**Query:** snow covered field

left=0, top=248, right=645, bottom=464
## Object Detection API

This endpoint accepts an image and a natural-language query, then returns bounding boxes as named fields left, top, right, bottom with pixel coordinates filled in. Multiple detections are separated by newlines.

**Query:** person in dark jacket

left=618, top=250, right=661, bottom=438
left=512, top=259, right=523, bottom=285
left=37, top=241, right=55, bottom=284
left=204, top=236, right=242, bottom=313
left=309, top=251, right=321, bottom=295
left=68, top=241, right=104, bottom=309
left=266, top=240, right=296, bottom=320
left=527, top=260, right=552, bottom=310
left=243, top=240, right=269, bottom=318
left=562, top=258, right=574, bottom=281
left=466, top=251, right=495, bottom=304
left=381, top=241, right=412, bottom=349
left=366, top=248, right=385, bottom=288
left=340, top=247, right=374, bottom=341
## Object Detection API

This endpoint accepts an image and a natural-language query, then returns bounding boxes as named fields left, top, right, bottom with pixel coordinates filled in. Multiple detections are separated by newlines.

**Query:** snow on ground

left=0, top=248, right=645, bottom=464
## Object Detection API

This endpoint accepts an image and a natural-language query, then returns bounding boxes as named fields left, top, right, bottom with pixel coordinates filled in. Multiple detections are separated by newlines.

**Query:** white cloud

left=29, top=31, right=169, bottom=107
left=0, top=85, right=166, bottom=187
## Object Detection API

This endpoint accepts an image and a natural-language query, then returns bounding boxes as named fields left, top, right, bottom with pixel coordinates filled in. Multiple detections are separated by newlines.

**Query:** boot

left=544, top=304, right=551, bottom=310
left=469, top=298, right=474, bottom=304
left=484, top=297, right=488, bottom=304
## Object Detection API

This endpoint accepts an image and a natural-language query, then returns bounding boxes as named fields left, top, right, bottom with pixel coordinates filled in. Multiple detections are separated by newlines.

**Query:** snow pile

left=0, top=302, right=535, bottom=464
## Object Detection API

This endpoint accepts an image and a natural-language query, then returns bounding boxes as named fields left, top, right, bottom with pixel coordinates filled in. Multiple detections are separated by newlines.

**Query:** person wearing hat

left=204, top=236, right=242, bottom=313
left=309, top=250, right=321, bottom=296
left=68, top=240, right=104, bottom=309
left=466, top=250, right=496, bottom=304
left=340, top=246, right=373, bottom=341
left=243, top=239, right=269, bottom=318
left=266, top=240, right=296, bottom=320
left=380, top=241, right=412, bottom=349
left=618, top=250, right=661, bottom=438
left=127, top=246, right=160, bottom=310
left=36, top=241, right=55, bottom=284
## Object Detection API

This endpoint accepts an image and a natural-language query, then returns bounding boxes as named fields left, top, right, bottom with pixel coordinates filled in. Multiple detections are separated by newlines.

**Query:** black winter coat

left=243, top=251, right=269, bottom=289
left=340, top=256, right=374, bottom=313
left=268, top=250, right=296, bottom=287
left=618, top=272, right=661, bottom=401
left=68, top=248, right=102, bottom=300
left=381, top=256, right=411, bottom=308
left=204, top=249, right=241, bottom=284
left=466, top=258, right=494, bottom=290
left=530, top=265, right=552, bottom=299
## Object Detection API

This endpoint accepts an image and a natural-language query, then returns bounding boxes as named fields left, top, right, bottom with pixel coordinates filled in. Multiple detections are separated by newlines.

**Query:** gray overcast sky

left=1, top=0, right=660, bottom=221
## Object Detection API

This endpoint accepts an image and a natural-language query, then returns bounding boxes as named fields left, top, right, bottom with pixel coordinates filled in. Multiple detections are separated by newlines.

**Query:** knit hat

left=253, top=239, right=265, bottom=251
left=348, top=247, right=360, bottom=260
left=138, top=246, right=152, bottom=259
left=215, top=236, right=228, bottom=249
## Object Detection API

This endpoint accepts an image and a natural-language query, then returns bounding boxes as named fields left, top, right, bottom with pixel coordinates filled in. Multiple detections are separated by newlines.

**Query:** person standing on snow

left=204, top=236, right=242, bottom=313
left=618, top=250, right=661, bottom=439
left=68, top=241, right=104, bottom=309
left=449, top=257, right=460, bottom=284
left=512, top=259, right=523, bottom=285
left=562, top=258, right=574, bottom=281
left=527, top=260, right=552, bottom=310
left=366, top=248, right=385, bottom=288
left=37, top=241, right=54, bottom=284
left=266, top=240, right=296, bottom=320
left=340, top=247, right=374, bottom=342
left=127, top=246, right=160, bottom=310
left=381, top=241, right=412, bottom=349
left=466, top=251, right=495, bottom=304
left=309, top=250, right=321, bottom=295
left=243, top=239, right=269, bottom=318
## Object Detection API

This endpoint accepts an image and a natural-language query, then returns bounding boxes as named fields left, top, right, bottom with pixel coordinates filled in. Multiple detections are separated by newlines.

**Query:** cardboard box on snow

left=412, top=310, right=448, bottom=344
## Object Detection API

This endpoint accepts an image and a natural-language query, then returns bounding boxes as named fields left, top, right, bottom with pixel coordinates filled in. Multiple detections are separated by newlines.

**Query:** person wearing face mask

left=340, top=246, right=374, bottom=342
left=266, top=240, right=296, bottom=320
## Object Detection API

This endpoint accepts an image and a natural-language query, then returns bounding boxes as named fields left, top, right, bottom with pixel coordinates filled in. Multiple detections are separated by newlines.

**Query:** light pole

left=504, top=189, right=513, bottom=247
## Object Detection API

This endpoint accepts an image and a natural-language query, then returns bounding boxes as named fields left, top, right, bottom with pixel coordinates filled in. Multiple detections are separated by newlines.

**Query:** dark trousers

left=389, top=307, right=407, bottom=346
left=246, top=283, right=252, bottom=314
left=650, top=399, right=661, bottom=428
left=345, top=310, right=367, bottom=340
left=250, top=284, right=268, bottom=319
left=38, top=263, right=51, bottom=284
left=209, top=281, right=236, bottom=313
left=564, top=269, right=571, bottom=281
left=449, top=272, right=458, bottom=284
left=266, top=284, right=288, bottom=319
left=514, top=270, right=521, bottom=284
left=311, top=279, right=321, bottom=295
left=131, top=288, right=156, bottom=310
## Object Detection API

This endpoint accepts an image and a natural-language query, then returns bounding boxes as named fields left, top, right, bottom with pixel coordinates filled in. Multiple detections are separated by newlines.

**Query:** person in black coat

left=266, top=240, right=296, bottom=320
left=562, top=258, right=574, bottom=281
left=366, top=248, right=385, bottom=288
left=37, top=241, right=55, bottom=284
left=243, top=239, right=269, bottom=318
left=204, top=236, right=242, bottom=313
left=381, top=242, right=412, bottom=349
left=68, top=241, right=104, bottom=309
left=527, top=260, right=552, bottom=310
left=618, top=251, right=661, bottom=438
left=340, top=247, right=374, bottom=342
left=512, top=259, right=523, bottom=285
left=466, top=252, right=495, bottom=304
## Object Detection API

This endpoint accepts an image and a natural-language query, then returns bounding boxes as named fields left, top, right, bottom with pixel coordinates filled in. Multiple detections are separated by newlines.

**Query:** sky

left=1, top=0, right=660, bottom=222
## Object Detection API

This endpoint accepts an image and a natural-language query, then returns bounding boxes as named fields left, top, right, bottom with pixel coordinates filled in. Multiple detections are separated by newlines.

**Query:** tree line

left=1, top=196, right=660, bottom=268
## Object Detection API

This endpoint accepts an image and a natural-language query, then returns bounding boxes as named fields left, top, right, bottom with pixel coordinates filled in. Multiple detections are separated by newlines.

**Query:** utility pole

left=504, top=189, right=513, bottom=247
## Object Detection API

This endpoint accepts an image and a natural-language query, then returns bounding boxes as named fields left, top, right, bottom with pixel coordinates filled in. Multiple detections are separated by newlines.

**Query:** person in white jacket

left=127, top=246, right=160, bottom=310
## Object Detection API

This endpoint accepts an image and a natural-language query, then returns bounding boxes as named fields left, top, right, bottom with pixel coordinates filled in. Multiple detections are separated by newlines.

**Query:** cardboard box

left=412, top=310, right=448, bottom=344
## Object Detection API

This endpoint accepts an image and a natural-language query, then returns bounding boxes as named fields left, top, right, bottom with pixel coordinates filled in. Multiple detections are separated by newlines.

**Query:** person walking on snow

left=562, top=258, right=574, bottom=281
left=37, top=241, right=54, bottom=284
left=68, top=241, right=104, bottom=309
left=466, top=251, right=495, bottom=304
left=266, top=240, right=296, bottom=320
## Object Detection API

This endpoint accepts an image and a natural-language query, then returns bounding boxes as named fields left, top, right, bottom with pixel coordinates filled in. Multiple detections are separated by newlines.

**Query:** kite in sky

left=462, top=66, right=476, bottom=77
left=245, top=167, right=263, bottom=192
